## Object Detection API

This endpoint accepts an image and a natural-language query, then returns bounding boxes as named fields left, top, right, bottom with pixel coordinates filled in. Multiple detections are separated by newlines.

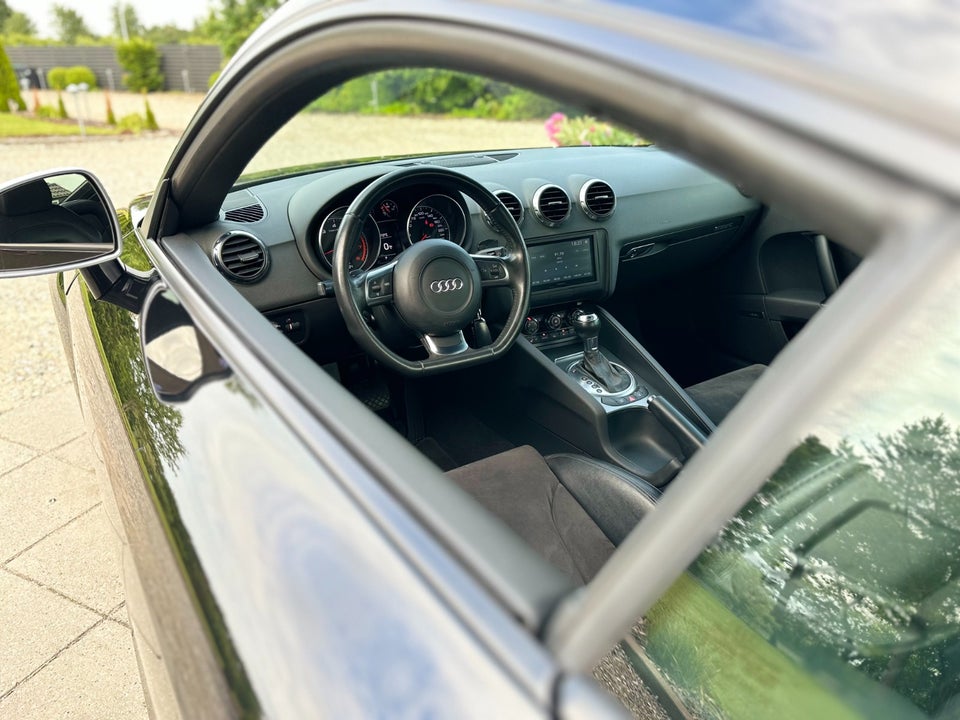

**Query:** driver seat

left=447, top=445, right=659, bottom=584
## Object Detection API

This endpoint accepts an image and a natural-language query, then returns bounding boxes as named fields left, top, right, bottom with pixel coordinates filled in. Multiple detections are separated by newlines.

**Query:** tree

left=110, top=1, right=142, bottom=40
left=0, top=42, right=25, bottom=112
left=51, top=4, right=95, bottom=43
left=143, top=23, right=192, bottom=45
left=197, top=0, right=283, bottom=56
left=0, top=1, right=11, bottom=29
left=3, top=11, right=37, bottom=36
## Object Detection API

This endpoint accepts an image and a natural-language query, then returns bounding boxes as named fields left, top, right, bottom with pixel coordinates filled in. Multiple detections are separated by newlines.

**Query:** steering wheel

left=332, top=166, right=530, bottom=376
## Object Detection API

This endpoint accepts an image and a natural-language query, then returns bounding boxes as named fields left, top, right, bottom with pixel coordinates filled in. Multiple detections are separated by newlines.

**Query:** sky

left=8, top=0, right=212, bottom=39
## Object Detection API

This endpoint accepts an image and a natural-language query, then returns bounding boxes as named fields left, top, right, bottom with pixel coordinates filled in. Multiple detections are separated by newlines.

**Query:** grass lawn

left=644, top=573, right=867, bottom=720
left=0, top=113, right=117, bottom=137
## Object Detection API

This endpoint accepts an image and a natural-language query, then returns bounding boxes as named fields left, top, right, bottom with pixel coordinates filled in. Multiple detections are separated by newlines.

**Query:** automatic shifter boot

left=573, top=312, right=631, bottom=393
left=581, top=350, right=631, bottom=392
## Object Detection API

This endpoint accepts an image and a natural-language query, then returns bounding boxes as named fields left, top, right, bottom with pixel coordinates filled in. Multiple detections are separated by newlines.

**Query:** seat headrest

left=0, top=180, right=54, bottom=216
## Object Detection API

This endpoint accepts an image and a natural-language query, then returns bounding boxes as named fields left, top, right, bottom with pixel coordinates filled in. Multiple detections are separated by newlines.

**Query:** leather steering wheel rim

left=332, top=166, right=530, bottom=376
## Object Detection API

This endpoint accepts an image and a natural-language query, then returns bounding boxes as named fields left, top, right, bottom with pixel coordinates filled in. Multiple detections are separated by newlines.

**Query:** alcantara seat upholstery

left=447, top=445, right=660, bottom=584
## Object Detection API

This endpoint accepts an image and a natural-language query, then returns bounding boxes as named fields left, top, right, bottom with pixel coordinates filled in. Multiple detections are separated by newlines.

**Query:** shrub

left=117, top=112, right=145, bottom=134
left=496, top=90, right=556, bottom=121
left=64, top=65, right=97, bottom=88
left=0, top=44, right=26, bottom=112
left=143, top=99, right=158, bottom=130
left=208, top=70, right=220, bottom=88
left=47, top=67, right=68, bottom=90
left=56, top=92, right=68, bottom=118
left=35, top=104, right=58, bottom=119
left=116, top=39, right=164, bottom=92
left=545, top=113, right=647, bottom=147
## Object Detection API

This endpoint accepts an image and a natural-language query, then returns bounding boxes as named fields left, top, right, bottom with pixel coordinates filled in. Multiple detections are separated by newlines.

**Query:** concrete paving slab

left=110, top=602, right=132, bottom=629
left=0, top=384, right=84, bottom=452
left=0, top=570, right=99, bottom=696
left=0, top=437, right=36, bottom=475
left=0, top=455, right=99, bottom=561
left=0, top=619, right=148, bottom=720
left=50, top=435, right=100, bottom=475
left=8, top=506, right=124, bottom=615
left=0, top=277, right=73, bottom=414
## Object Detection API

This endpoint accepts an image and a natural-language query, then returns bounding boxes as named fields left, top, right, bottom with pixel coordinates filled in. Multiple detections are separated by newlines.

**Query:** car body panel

left=4, top=0, right=959, bottom=717
left=59, top=216, right=563, bottom=716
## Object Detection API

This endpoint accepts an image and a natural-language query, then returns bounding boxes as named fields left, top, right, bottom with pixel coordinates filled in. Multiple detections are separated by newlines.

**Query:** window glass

left=239, top=68, right=647, bottom=181
left=600, top=258, right=960, bottom=718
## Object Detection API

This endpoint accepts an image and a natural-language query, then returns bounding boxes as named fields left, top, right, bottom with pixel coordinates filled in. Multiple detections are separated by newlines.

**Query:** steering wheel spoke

left=472, top=254, right=512, bottom=288
left=358, top=261, right=396, bottom=307
left=421, top=331, right=470, bottom=357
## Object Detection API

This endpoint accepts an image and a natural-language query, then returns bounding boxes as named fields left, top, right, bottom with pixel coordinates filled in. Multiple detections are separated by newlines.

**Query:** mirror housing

left=0, top=169, right=121, bottom=277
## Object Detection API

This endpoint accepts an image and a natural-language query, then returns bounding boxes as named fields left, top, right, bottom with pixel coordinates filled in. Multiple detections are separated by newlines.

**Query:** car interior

left=151, top=67, right=860, bottom=597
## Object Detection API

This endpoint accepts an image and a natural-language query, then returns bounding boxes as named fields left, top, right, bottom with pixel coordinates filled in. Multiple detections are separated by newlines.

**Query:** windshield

left=239, top=68, right=648, bottom=182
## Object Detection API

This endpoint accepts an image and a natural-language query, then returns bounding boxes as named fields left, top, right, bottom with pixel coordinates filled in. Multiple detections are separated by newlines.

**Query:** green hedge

left=116, top=39, right=163, bottom=92
left=47, top=65, right=97, bottom=90
left=307, top=69, right=566, bottom=121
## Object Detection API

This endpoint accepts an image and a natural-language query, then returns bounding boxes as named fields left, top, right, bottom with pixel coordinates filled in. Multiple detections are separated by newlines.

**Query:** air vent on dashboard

left=579, top=179, right=616, bottom=220
left=213, top=231, right=270, bottom=283
left=224, top=202, right=265, bottom=223
left=484, top=190, right=525, bottom=232
left=496, top=191, right=524, bottom=225
left=533, top=184, right=570, bottom=227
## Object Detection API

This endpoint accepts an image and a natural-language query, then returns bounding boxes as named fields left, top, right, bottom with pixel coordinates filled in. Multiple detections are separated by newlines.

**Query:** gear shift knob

left=573, top=312, right=601, bottom=353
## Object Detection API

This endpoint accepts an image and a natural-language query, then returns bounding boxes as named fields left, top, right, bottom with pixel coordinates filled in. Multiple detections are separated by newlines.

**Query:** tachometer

left=318, top=206, right=381, bottom=272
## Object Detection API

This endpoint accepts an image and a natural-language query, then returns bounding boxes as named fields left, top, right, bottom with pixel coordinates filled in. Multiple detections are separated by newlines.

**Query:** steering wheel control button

left=477, top=259, right=507, bottom=283
left=365, top=269, right=394, bottom=305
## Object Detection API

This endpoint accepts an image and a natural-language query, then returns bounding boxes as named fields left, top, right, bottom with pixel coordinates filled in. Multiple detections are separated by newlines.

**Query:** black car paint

left=59, top=197, right=566, bottom=715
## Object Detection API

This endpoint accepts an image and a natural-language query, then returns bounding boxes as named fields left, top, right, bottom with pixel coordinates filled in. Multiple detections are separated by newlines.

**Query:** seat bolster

left=545, top=454, right=659, bottom=546
left=685, top=363, right=766, bottom=424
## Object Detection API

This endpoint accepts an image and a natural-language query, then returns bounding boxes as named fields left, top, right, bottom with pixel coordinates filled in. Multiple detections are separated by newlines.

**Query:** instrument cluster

left=316, top=187, right=469, bottom=272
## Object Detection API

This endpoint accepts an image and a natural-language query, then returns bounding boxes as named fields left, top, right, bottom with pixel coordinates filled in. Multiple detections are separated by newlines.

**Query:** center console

left=507, top=301, right=713, bottom=487
left=474, top=228, right=710, bottom=486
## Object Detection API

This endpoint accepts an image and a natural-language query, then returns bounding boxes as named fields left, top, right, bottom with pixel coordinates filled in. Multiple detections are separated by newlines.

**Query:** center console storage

left=503, top=302, right=713, bottom=486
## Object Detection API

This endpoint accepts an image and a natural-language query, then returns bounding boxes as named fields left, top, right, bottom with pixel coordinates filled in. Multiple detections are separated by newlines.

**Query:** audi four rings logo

left=429, top=278, right=464, bottom=293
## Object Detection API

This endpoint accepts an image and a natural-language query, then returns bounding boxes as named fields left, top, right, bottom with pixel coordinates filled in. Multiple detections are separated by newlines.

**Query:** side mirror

left=0, top=169, right=121, bottom=277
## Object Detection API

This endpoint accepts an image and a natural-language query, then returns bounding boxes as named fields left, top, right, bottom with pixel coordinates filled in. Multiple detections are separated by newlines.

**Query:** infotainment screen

left=528, top=236, right=596, bottom=289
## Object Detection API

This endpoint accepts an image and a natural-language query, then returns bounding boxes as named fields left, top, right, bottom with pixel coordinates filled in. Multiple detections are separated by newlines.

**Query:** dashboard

left=198, top=146, right=761, bottom=358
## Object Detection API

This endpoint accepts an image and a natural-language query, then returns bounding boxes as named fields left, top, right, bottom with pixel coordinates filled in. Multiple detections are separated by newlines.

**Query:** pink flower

left=545, top=112, right=566, bottom=146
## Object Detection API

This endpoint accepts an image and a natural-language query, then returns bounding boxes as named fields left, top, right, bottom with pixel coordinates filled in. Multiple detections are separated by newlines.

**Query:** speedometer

left=406, top=194, right=467, bottom=245
left=407, top=205, right=450, bottom=243
left=318, top=207, right=381, bottom=272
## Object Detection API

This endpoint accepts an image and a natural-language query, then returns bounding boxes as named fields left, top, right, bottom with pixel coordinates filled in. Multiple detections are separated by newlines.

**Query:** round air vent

left=213, top=231, right=270, bottom=283
left=579, top=179, right=616, bottom=220
left=483, top=190, right=525, bottom=232
left=533, top=184, right=570, bottom=227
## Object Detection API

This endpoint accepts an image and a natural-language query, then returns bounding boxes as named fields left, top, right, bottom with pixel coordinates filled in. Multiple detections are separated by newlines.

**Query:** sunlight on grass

left=0, top=114, right=117, bottom=138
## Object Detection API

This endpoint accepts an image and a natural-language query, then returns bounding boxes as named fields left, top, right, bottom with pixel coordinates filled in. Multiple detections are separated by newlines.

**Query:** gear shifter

left=573, top=313, right=631, bottom=393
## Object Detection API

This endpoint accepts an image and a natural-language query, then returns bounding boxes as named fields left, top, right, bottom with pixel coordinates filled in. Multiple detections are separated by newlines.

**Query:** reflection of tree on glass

left=641, top=416, right=960, bottom=719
